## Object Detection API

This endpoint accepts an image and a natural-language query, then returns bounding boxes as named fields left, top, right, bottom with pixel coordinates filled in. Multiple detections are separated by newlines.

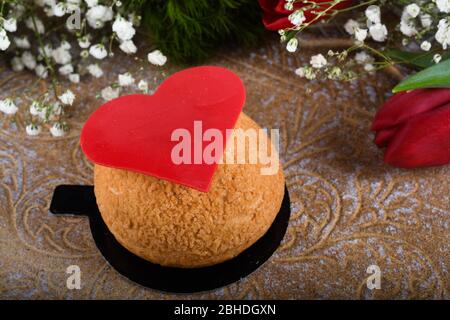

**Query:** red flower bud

left=258, top=0, right=353, bottom=31
left=372, top=88, right=450, bottom=168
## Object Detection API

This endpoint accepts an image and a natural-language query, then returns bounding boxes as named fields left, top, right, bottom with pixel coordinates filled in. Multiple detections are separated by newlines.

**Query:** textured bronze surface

left=0, top=39, right=448, bottom=299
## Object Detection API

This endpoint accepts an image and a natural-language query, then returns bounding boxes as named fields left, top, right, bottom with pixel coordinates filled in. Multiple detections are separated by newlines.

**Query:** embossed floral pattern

left=0, top=39, right=448, bottom=299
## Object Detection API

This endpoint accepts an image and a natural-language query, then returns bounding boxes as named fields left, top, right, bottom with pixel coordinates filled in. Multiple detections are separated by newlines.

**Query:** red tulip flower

left=372, top=88, right=450, bottom=168
left=258, top=0, right=353, bottom=31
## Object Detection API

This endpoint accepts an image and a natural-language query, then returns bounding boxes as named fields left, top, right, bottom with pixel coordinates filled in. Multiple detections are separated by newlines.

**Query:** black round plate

left=50, top=185, right=291, bottom=293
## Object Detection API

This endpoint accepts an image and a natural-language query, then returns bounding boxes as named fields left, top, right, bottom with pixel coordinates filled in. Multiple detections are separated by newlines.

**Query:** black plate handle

left=50, top=185, right=99, bottom=216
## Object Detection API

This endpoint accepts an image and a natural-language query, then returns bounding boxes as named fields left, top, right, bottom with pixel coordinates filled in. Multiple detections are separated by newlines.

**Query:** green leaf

left=138, top=0, right=264, bottom=63
left=393, top=59, right=450, bottom=93
left=385, top=49, right=450, bottom=69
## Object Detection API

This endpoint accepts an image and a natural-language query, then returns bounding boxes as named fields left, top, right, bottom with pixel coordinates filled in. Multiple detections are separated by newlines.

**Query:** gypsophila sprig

left=277, top=1, right=450, bottom=82
left=0, top=0, right=168, bottom=137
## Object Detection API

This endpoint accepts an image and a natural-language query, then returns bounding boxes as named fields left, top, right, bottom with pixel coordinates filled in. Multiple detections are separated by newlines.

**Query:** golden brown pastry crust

left=94, top=113, right=285, bottom=268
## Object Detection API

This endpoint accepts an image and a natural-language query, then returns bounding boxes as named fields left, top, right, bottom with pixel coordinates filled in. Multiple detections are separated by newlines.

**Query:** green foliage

left=124, top=0, right=264, bottom=63
left=393, top=59, right=450, bottom=93
left=384, top=49, right=450, bottom=70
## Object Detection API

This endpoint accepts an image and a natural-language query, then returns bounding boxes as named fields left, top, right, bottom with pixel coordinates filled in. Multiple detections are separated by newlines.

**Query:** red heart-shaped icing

left=80, top=66, right=245, bottom=192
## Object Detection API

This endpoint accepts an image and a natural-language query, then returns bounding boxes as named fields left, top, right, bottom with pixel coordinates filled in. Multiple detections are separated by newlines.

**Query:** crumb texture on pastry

left=94, top=113, right=285, bottom=268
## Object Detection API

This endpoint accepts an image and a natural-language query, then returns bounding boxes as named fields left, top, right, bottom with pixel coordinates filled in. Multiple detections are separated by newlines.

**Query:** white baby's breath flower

left=11, top=4, right=25, bottom=18
left=85, top=0, right=98, bottom=7
left=43, top=5, right=54, bottom=17
left=11, top=56, right=24, bottom=71
left=35, top=64, right=48, bottom=78
left=420, top=14, right=433, bottom=28
left=112, top=16, right=136, bottom=41
left=365, top=5, right=381, bottom=24
left=101, top=86, right=120, bottom=101
left=38, top=44, right=53, bottom=57
left=344, top=19, right=359, bottom=35
left=52, top=2, right=67, bottom=17
left=364, top=64, right=376, bottom=72
left=60, top=40, right=71, bottom=50
left=138, top=79, right=148, bottom=92
left=14, top=36, right=30, bottom=49
left=38, top=44, right=53, bottom=58
left=288, top=10, right=306, bottom=26
left=67, top=0, right=81, bottom=11
left=69, top=73, right=80, bottom=83
left=26, top=124, right=41, bottom=136
left=59, top=90, right=76, bottom=105
left=3, top=18, right=17, bottom=32
left=286, top=38, right=298, bottom=53
left=119, top=40, right=137, bottom=54
left=298, top=67, right=312, bottom=79
left=0, top=98, right=18, bottom=115
left=434, top=53, right=442, bottom=64
left=89, top=44, right=108, bottom=59
left=400, top=20, right=417, bottom=37
left=21, top=51, right=37, bottom=70
left=369, top=23, right=388, bottom=42
left=355, top=51, right=373, bottom=64
left=405, top=4, right=420, bottom=18
left=87, top=64, right=103, bottom=78
left=436, top=0, right=450, bottom=13
left=50, top=123, right=66, bottom=137
left=310, top=54, right=327, bottom=69
left=294, top=67, right=306, bottom=77
left=30, top=101, right=45, bottom=118
left=59, top=64, right=74, bottom=76
left=25, top=17, right=45, bottom=34
left=101, top=6, right=114, bottom=22
left=400, top=9, right=418, bottom=37
left=118, top=72, right=135, bottom=87
left=86, top=5, right=113, bottom=29
left=355, top=28, right=368, bottom=42
left=0, top=33, right=10, bottom=51
left=436, top=19, right=450, bottom=50
left=147, top=50, right=167, bottom=66
left=52, top=46, right=72, bottom=64
left=78, top=36, right=91, bottom=49
left=421, top=41, right=432, bottom=51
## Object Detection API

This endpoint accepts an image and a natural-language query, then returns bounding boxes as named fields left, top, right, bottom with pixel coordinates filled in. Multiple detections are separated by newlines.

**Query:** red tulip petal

left=262, top=16, right=293, bottom=30
left=374, top=127, right=398, bottom=148
left=272, top=0, right=324, bottom=14
left=372, top=88, right=450, bottom=131
left=274, top=0, right=296, bottom=14
left=384, top=104, right=450, bottom=168
left=300, top=0, right=353, bottom=22
left=259, top=0, right=353, bottom=30
left=258, top=0, right=280, bottom=12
